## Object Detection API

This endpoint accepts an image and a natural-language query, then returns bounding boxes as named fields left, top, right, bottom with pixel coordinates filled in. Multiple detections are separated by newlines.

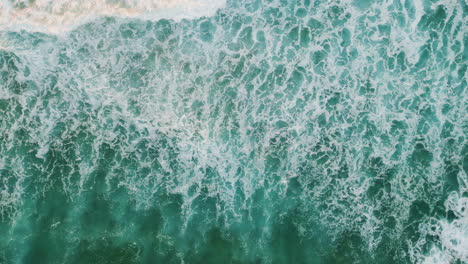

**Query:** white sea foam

left=418, top=175, right=468, bottom=264
left=0, top=0, right=226, bottom=34
left=437, top=193, right=468, bottom=263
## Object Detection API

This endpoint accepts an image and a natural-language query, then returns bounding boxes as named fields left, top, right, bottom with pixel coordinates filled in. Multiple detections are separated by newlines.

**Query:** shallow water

left=0, top=0, right=467, bottom=263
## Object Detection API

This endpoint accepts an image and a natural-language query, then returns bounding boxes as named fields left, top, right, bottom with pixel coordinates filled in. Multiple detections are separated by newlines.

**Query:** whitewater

left=0, top=0, right=466, bottom=263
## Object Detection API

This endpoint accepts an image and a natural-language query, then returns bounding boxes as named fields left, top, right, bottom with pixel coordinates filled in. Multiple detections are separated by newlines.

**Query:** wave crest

left=0, top=0, right=226, bottom=33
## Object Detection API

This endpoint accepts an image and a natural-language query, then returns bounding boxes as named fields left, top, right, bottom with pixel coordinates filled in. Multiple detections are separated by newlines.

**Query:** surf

left=0, top=0, right=226, bottom=34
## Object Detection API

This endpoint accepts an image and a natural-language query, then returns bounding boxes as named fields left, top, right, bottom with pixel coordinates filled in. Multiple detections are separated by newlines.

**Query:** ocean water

left=0, top=0, right=467, bottom=263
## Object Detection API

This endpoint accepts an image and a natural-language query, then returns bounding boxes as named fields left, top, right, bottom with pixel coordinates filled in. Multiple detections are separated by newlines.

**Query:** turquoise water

left=0, top=0, right=467, bottom=263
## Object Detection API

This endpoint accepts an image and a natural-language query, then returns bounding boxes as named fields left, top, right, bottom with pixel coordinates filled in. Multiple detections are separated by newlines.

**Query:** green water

left=0, top=0, right=467, bottom=263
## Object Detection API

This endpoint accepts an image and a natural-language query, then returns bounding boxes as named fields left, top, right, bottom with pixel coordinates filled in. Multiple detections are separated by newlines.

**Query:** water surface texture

left=0, top=0, right=467, bottom=263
